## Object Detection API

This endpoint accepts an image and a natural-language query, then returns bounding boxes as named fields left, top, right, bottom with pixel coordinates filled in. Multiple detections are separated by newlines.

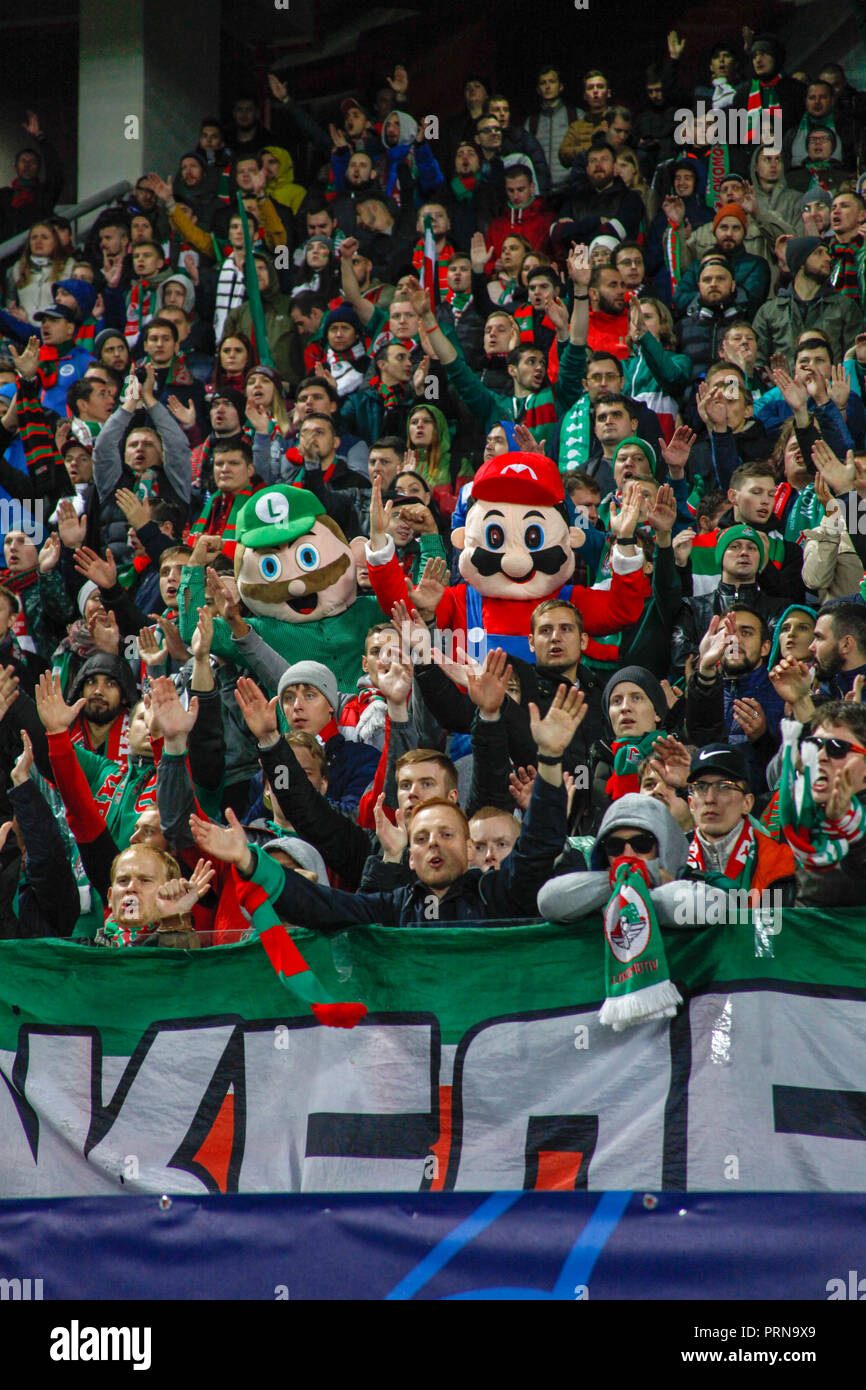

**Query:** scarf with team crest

left=600, top=856, right=682, bottom=1030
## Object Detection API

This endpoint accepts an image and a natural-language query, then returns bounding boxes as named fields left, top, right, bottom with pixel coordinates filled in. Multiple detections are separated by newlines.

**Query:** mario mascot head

left=452, top=452, right=583, bottom=601
left=233, top=484, right=358, bottom=622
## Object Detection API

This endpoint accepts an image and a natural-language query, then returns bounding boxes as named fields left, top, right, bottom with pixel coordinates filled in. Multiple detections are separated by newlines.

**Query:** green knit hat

left=612, top=435, right=658, bottom=478
left=235, top=485, right=324, bottom=550
left=714, top=522, right=763, bottom=567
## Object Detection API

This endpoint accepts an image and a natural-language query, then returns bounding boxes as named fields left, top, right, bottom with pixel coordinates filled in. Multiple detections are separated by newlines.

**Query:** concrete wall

left=77, top=0, right=218, bottom=203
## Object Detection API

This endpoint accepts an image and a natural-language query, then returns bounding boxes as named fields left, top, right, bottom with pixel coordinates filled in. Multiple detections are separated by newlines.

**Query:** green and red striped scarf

left=777, top=719, right=866, bottom=869
left=190, top=487, right=257, bottom=559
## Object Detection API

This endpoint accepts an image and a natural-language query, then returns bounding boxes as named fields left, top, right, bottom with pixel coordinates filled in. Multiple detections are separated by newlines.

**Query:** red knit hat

left=713, top=202, right=748, bottom=231
left=471, top=451, right=564, bottom=505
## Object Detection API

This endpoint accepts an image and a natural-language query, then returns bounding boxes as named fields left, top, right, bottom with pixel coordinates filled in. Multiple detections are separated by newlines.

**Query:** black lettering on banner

left=523, top=1114, right=598, bottom=1189
left=773, top=1085, right=866, bottom=1141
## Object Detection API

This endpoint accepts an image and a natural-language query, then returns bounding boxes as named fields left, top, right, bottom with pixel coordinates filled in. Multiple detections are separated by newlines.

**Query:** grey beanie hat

left=277, top=660, right=339, bottom=712
left=799, top=185, right=832, bottom=213
left=264, top=836, right=328, bottom=884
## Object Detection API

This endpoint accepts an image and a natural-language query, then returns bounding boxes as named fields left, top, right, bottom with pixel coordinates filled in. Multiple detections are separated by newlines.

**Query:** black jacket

left=250, top=771, right=567, bottom=929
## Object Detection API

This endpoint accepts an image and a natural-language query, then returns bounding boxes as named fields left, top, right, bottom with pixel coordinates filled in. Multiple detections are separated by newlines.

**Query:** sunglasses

left=600, top=831, right=657, bottom=856
left=801, top=735, right=866, bottom=760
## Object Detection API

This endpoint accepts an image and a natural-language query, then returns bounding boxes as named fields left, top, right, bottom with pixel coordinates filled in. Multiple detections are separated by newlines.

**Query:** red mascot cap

left=471, top=451, right=564, bottom=506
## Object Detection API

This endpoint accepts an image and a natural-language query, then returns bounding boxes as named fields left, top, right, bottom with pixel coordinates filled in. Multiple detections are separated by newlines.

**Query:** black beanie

left=602, top=665, right=667, bottom=727
left=786, top=236, right=822, bottom=279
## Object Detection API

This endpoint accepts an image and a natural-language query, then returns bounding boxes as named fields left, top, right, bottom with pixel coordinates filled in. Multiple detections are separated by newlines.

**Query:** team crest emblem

left=605, top=889, right=651, bottom=963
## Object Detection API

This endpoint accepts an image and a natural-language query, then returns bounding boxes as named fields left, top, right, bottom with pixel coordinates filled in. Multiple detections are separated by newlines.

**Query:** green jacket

left=177, top=563, right=386, bottom=692
left=751, top=282, right=864, bottom=369
left=444, top=341, right=587, bottom=448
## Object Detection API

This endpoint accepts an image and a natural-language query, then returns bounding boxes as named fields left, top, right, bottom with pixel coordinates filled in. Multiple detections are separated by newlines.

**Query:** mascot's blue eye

left=485, top=523, right=505, bottom=549
left=296, top=544, right=320, bottom=571
left=524, top=523, right=544, bottom=549
left=258, top=554, right=281, bottom=581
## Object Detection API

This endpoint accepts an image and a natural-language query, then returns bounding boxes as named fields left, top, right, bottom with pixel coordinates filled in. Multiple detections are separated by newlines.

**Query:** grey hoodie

left=539, top=792, right=729, bottom=926
left=749, top=146, right=803, bottom=239
left=154, top=271, right=196, bottom=316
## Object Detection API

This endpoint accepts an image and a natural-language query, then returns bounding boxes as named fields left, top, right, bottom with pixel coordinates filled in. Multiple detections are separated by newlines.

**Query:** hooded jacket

left=484, top=195, right=554, bottom=270
left=261, top=145, right=307, bottom=215
left=748, top=145, right=803, bottom=237
left=537, top=793, right=689, bottom=922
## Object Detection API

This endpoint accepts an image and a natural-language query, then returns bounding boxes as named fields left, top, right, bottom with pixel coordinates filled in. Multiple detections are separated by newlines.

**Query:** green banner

left=1, top=912, right=865, bottom=1195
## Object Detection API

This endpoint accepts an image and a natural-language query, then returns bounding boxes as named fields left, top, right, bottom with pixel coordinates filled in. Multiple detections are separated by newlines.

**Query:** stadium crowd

left=0, top=22, right=865, bottom=973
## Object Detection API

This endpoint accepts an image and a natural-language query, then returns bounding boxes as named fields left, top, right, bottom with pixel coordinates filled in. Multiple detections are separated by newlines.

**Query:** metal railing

left=0, top=180, right=132, bottom=263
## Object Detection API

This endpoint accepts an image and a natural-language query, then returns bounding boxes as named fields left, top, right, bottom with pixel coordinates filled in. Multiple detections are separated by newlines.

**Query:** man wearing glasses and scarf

left=776, top=700, right=866, bottom=907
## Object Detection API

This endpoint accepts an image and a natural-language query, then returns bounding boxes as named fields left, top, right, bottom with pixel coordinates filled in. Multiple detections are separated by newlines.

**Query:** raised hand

left=8, top=335, right=41, bottom=380
left=155, top=859, right=215, bottom=918
left=137, top=624, right=168, bottom=668
left=390, top=598, right=428, bottom=664
left=672, top=526, right=695, bottom=567
left=697, top=613, right=735, bottom=675
left=10, top=730, right=34, bottom=787
left=567, top=241, right=591, bottom=288
left=150, top=675, right=198, bottom=741
left=190, top=605, right=213, bottom=662
left=771, top=367, right=808, bottom=414
left=470, top=231, right=493, bottom=274
left=648, top=734, right=691, bottom=788
left=368, top=476, right=391, bottom=550
left=35, top=670, right=83, bottom=733
left=88, top=606, right=121, bottom=655
left=204, top=566, right=243, bottom=625
left=769, top=351, right=789, bottom=377
left=73, top=545, right=117, bottom=590
left=825, top=763, right=857, bottom=822
left=189, top=533, right=224, bottom=566
left=338, top=235, right=359, bottom=260
left=166, top=395, right=196, bottom=429
left=143, top=172, right=173, bottom=203
left=659, top=424, right=695, bottom=476
left=377, top=656, right=413, bottom=709
left=21, top=110, right=42, bottom=138
left=412, top=354, right=431, bottom=397
left=645, top=482, right=678, bottom=537
left=845, top=673, right=866, bottom=704
left=530, top=684, right=587, bottom=758
left=406, top=555, right=447, bottom=620
left=403, top=274, right=431, bottom=320
left=662, top=195, right=686, bottom=226
left=667, top=29, right=686, bottom=59
left=148, top=612, right=189, bottom=662
left=513, top=422, right=544, bottom=454
left=234, top=675, right=279, bottom=741
left=545, top=295, right=570, bottom=335
left=465, top=647, right=512, bottom=718
left=608, top=478, right=647, bottom=539
left=115, top=487, right=152, bottom=531
left=660, top=678, right=684, bottom=711
left=0, top=666, right=20, bottom=725
left=245, top=400, right=270, bottom=435
left=812, top=439, right=854, bottom=495
left=769, top=656, right=814, bottom=705
left=183, top=253, right=199, bottom=285
left=374, top=792, right=408, bottom=863
left=189, top=806, right=253, bottom=870
left=37, top=533, right=61, bottom=574
left=54, top=497, right=86, bottom=550
left=695, top=381, right=728, bottom=430
left=828, top=362, right=851, bottom=412
left=268, top=72, right=289, bottom=103
left=508, top=764, right=537, bottom=811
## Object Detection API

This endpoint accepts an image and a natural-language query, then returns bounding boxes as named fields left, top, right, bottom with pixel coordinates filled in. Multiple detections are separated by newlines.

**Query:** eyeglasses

left=801, top=735, right=866, bottom=760
left=600, top=831, right=657, bottom=856
left=687, top=780, right=748, bottom=798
